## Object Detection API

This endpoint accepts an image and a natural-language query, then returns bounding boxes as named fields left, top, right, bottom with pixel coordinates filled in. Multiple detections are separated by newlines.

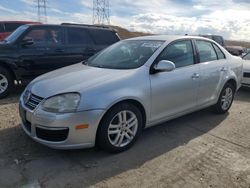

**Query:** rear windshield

left=4, top=23, right=23, bottom=32
left=88, top=28, right=119, bottom=45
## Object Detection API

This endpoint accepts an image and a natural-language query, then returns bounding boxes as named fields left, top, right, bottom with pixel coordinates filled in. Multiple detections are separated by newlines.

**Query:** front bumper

left=19, top=98, right=106, bottom=149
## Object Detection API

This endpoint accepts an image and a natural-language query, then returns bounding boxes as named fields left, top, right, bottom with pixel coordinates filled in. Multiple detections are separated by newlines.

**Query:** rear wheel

left=0, top=67, right=14, bottom=99
left=213, top=82, right=235, bottom=114
left=97, top=102, right=143, bottom=153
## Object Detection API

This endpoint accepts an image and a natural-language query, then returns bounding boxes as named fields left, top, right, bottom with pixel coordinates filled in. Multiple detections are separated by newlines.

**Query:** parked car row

left=0, top=23, right=120, bottom=98
left=0, top=22, right=245, bottom=152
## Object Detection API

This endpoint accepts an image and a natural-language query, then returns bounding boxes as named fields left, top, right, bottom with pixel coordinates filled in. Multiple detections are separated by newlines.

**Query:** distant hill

left=225, top=40, right=250, bottom=48
left=109, top=26, right=151, bottom=39
left=109, top=25, right=250, bottom=48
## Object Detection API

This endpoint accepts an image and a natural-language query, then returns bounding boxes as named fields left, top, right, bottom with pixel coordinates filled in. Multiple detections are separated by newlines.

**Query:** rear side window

left=196, top=40, right=217, bottom=63
left=67, top=28, right=93, bottom=45
left=88, top=29, right=119, bottom=45
left=4, top=23, right=23, bottom=32
left=213, top=44, right=225, bottom=59
left=213, top=36, right=224, bottom=46
left=157, top=40, right=194, bottom=68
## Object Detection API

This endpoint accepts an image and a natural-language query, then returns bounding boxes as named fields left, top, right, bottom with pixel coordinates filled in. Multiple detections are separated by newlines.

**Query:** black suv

left=0, top=23, right=120, bottom=98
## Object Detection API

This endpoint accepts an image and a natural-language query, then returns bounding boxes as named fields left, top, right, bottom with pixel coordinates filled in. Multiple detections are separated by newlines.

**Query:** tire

left=0, top=67, right=14, bottom=99
left=212, top=82, right=235, bottom=114
left=96, top=102, right=143, bottom=153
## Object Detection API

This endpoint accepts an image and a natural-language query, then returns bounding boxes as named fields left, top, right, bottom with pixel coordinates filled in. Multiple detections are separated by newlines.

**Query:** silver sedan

left=19, top=35, right=243, bottom=152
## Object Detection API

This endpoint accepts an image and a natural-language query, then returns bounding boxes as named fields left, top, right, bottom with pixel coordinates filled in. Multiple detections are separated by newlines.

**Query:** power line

left=36, top=0, right=47, bottom=23
left=93, top=0, right=110, bottom=25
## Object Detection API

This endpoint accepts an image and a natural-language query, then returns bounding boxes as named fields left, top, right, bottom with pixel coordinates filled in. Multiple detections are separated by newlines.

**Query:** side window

left=157, top=40, right=194, bottom=68
left=24, top=28, right=63, bottom=45
left=196, top=40, right=217, bottom=63
left=0, top=24, right=4, bottom=32
left=88, top=29, right=119, bottom=45
left=4, top=23, right=23, bottom=32
left=213, top=36, right=224, bottom=46
left=213, top=44, right=225, bottom=60
left=67, top=28, right=93, bottom=45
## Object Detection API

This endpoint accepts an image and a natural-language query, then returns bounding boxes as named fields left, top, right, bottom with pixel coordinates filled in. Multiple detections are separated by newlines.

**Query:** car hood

left=30, top=63, right=133, bottom=98
left=243, top=60, right=250, bottom=71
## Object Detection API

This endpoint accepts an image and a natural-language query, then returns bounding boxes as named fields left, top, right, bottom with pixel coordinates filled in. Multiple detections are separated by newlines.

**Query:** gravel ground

left=0, top=87, right=249, bottom=188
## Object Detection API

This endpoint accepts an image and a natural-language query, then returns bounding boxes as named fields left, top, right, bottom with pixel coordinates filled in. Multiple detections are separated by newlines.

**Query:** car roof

left=0, top=21, right=41, bottom=24
left=126, top=35, right=215, bottom=42
left=27, top=24, right=116, bottom=32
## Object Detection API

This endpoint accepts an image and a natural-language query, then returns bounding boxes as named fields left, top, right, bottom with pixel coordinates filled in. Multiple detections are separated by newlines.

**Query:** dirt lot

left=0, top=87, right=249, bottom=188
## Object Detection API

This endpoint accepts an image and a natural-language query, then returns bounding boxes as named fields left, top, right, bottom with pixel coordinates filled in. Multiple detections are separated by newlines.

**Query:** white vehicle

left=242, top=53, right=250, bottom=87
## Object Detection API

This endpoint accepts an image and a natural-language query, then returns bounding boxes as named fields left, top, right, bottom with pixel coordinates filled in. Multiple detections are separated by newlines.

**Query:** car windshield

left=243, top=53, right=250, bottom=60
left=87, top=40, right=164, bottom=69
left=4, top=25, right=29, bottom=43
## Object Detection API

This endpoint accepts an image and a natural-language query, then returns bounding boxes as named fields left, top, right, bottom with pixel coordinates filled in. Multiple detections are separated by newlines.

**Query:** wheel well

left=227, top=79, right=237, bottom=91
left=0, top=62, right=17, bottom=81
left=100, top=99, right=147, bottom=129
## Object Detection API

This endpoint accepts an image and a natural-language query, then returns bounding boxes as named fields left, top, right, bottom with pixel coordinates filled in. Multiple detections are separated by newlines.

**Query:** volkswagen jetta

left=19, top=35, right=243, bottom=152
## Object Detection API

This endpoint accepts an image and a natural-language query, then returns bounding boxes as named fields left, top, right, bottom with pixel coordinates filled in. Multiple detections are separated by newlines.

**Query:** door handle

left=191, top=73, right=200, bottom=79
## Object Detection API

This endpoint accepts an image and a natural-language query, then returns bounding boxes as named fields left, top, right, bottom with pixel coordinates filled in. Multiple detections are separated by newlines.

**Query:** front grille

left=243, top=72, right=250, bottom=78
left=36, top=127, right=69, bottom=142
left=25, top=93, right=44, bottom=110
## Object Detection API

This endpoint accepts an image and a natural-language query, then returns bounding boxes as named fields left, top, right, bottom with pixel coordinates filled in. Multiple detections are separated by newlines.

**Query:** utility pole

left=37, top=0, right=47, bottom=23
left=93, top=0, right=110, bottom=25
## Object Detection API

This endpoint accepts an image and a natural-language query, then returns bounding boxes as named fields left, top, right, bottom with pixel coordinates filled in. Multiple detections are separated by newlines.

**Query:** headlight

left=42, top=93, right=80, bottom=113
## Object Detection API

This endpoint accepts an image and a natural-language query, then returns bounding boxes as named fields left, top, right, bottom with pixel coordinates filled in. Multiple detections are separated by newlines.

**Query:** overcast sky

left=0, top=0, right=250, bottom=41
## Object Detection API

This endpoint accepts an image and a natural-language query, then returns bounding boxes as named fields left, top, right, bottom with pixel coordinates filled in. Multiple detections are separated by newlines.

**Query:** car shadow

left=234, top=88, right=250, bottom=102
left=0, top=108, right=228, bottom=187
left=0, top=85, right=25, bottom=105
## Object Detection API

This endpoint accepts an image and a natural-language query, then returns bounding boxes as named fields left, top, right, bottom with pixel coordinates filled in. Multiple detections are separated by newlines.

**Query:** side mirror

left=153, top=60, right=175, bottom=73
left=21, top=37, right=34, bottom=46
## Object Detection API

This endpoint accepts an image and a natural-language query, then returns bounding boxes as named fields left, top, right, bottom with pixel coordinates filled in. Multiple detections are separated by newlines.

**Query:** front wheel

left=212, top=82, right=235, bottom=114
left=97, top=102, right=143, bottom=153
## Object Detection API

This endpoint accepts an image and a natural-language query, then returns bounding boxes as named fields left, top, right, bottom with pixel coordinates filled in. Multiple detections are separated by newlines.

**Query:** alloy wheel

left=108, top=110, right=138, bottom=147
left=0, top=74, right=8, bottom=94
left=221, top=87, right=233, bottom=111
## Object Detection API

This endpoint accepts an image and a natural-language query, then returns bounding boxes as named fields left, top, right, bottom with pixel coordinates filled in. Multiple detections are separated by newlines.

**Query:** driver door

left=150, top=40, right=199, bottom=122
left=17, top=26, right=68, bottom=79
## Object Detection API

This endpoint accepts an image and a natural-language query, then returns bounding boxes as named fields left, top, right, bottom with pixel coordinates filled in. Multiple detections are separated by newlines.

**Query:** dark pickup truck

left=0, top=23, right=120, bottom=98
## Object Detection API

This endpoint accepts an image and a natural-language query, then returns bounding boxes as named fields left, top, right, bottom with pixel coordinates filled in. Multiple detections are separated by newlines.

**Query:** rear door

left=195, top=40, right=227, bottom=106
left=64, top=27, right=96, bottom=63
